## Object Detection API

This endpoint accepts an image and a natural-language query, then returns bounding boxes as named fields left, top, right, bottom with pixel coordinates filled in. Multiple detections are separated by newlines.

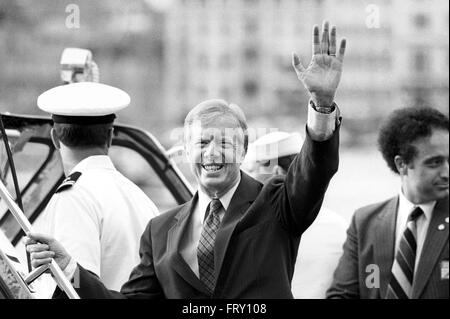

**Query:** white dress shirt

left=396, top=190, right=435, bottom=271
left=180, top=175, right=241, bottom=277
left=306, top=100, right=340, bottom=141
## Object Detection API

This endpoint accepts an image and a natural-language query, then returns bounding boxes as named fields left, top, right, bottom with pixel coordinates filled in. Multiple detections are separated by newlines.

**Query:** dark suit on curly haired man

left=327, top=107, right=449, bottom=299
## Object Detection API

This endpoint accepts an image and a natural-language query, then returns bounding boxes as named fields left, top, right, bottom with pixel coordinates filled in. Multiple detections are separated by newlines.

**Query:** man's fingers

left=31, top=258, right=53, bottom=269
left=312, top=25, right=320, bottom=55
left=27, top=232, right=54, bottom=245
left=23, top=236, right=37, bottom=246
left=337, top=38, right=347, bottom=62
left=26, top=243, right=49, bottom=253
left=321, top=21, right=330, bottom=54
left=329, top=26, right=337, bottom=56
left=292, top=52, right=306, bottom=73
left=31, top=251, right=55, bottom=260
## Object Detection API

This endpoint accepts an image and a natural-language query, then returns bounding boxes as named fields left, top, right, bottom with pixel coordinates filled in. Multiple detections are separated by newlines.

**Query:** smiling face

left=400, top=129, right=449, bottom=204
left=185, top=115, right=246, bottom=198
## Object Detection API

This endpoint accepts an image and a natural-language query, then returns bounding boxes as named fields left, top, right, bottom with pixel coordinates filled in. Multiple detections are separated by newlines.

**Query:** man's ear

left=237, top=146, right=246, bottom=166
left=50, top=128, right=60, bottom=150
left=106, top=127, right=114, bottom=148
left=394, top=155, right=408, bottom=175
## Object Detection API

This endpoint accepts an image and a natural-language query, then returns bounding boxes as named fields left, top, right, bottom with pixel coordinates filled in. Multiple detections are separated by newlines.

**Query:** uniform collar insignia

left=55, top=171, right=82, bottom=193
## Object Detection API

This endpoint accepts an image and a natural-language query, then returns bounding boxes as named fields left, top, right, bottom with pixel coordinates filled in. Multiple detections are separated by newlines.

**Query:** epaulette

left=55, top=172, right=82, bottom=193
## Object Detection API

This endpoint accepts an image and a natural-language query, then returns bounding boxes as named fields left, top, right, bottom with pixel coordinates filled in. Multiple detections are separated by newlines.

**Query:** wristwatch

left=310, top=100, right=336, bottom=114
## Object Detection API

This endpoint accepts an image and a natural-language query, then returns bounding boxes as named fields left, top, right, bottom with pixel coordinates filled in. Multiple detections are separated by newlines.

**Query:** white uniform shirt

left=292, top=207, right=348, bottom=298
left=37, top=155, right=158, bottom=290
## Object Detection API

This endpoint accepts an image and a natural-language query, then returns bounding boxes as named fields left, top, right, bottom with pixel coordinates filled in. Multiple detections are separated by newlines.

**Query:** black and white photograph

left=0, top=0, right=448, bottom=311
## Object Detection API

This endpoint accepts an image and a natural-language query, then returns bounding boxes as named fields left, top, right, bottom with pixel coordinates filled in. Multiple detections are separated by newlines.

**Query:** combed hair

left=377, top=107, right=449, bottom=174
left=184, top=99, right=249, bottom=154
left=53, top=123, right=113, bottom=147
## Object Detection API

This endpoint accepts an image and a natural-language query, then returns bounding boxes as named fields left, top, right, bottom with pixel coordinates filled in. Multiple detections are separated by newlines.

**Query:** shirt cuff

left=63, top=257, right=78, bottom=282
left=306, top=100, right=339, bottom=141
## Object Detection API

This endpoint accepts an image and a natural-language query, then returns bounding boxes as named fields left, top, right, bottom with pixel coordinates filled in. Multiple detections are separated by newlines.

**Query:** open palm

left=293, top=21, right=346, bottom=107
left=300, top=54, right=343, bottom=97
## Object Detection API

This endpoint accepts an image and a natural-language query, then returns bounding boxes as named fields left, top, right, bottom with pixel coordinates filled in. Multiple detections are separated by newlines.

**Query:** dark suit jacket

left=327, top=196, right=449, bottom=299
left=70, top=127, right=340, bottom=299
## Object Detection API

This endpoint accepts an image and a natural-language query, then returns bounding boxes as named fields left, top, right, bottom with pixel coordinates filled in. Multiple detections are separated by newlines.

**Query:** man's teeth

left=203, top=164, right=224, bottom=172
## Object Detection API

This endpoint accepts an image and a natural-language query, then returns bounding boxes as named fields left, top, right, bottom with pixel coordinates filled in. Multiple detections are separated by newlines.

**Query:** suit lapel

left=214, top=172, right=260, bottom=281
left=167, top=194, right=210, bottom=295
left=374, top=197, right=398, bottom=298
left=412, top=197, right=449, bottom=299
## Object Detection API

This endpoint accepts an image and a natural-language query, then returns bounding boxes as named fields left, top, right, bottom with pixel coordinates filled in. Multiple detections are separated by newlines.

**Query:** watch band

left=310, top=100, right=336, bottom=114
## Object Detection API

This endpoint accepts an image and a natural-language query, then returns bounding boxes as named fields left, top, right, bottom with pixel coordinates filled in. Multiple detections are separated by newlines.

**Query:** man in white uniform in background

left=243, top=131, right=348, bottom=298
left=35, top=82, right=158, bottom=291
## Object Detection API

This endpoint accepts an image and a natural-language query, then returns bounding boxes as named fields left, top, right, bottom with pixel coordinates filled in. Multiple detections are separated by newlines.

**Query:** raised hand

left=292, top=21, right=346, bottom=108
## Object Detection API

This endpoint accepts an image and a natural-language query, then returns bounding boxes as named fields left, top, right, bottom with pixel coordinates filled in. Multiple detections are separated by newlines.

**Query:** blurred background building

left=0, top=0, right=448, bottom=219
left=163, top=0, right=449, bottom=144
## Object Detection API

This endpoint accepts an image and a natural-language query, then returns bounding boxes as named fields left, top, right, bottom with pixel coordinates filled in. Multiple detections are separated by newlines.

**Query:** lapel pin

left=438, top=224, right=445, bottom=231
left=445, top=217, right=449, bottom=224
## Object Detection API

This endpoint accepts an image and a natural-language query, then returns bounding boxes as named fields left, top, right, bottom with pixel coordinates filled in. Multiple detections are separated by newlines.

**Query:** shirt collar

left=70, top=155, right=116, bottom=175
left=197, top=174, right=241, bottom=216
left=398, top=188, right=436, bottom=221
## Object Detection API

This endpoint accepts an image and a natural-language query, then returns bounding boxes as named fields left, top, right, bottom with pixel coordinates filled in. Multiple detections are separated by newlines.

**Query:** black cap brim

left=52, top=114, right=116, bottom=125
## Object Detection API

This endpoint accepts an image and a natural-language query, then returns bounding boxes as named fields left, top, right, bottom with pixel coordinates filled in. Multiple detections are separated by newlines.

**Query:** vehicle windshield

left=0, top=122, right=63, bottom=244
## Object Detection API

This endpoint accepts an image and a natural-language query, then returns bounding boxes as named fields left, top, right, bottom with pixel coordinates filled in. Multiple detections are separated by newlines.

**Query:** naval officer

left=32, top=82, right=159, bottom=291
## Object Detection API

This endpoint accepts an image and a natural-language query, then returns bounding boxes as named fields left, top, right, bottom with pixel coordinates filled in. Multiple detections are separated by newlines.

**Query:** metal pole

left=0, top=180, right=80, bottom=299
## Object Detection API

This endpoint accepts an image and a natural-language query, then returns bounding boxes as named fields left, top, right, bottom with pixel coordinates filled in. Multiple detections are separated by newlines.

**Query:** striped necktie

left=197, top=199, right=222, bottom=294
left=385, top=206, right=423, bottom=299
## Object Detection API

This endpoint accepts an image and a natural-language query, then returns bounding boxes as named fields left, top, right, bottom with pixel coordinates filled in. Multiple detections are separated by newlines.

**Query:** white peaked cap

left=247, top=131, right=304, bottom=162
left=37, top=82, right=130, bottom=120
